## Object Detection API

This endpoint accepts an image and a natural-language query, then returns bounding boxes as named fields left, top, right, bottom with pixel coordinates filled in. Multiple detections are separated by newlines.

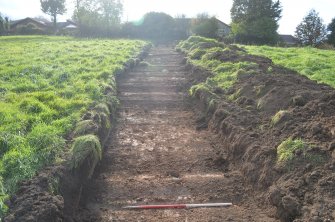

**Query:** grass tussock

left=94, top=103, right=110, bottom=115
left=70, top=135, right=102, bottom=179
left=73, top=120, right=99, bottom=137
left=277, top=138, right=306, bottom=163
left=277, top=138, right=327, bottom=168
left=271, top=110, right=290, bottom=126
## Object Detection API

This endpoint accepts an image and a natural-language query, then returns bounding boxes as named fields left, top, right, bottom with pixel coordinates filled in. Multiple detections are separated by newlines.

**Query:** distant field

left=0, top=36, right=146, bottom=214
left=245, top=45, right=335, bottom=88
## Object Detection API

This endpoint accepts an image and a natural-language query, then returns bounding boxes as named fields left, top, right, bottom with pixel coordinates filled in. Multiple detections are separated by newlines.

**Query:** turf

left=176, top=36, right=259, bottom=98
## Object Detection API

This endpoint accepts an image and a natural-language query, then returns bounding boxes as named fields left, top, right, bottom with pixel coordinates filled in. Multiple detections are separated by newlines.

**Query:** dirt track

left=75, top=47, right=278, bottom=221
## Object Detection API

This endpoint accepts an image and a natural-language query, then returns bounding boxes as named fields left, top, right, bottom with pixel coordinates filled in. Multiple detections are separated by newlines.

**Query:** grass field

left=245, top=45, right=335, bottom=88
left=0, top=36, right=147, bottom=214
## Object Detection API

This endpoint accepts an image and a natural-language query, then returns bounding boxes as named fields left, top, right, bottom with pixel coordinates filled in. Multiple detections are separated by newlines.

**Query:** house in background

left=56, top=20, right=78, bottom=31
left=10, top=17, right=49, bottom=34
left=279, top=34, right=299, bottom=46
left=216, top=18, right=231, bottom=38
left=56, top=20, right=78, bottom=35
left=175, top=17, right=231, bottom=39
left=9, top=17, right=77, bottom=35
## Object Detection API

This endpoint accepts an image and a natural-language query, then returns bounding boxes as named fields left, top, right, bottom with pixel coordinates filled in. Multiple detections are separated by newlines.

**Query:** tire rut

left=76, top=47, right=278, bottom=222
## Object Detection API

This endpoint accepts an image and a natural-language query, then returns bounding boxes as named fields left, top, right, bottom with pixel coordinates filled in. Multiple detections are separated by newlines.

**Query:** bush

left=138, top=12, right=176, bottom=42
left=191, top=17, right=219, bottom=39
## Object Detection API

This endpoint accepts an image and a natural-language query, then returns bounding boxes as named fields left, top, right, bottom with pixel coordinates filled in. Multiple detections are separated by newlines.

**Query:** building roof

left=214, top=18, right=231, bottom=28
left=175, top=17, right=230, bottom=27
left=10, top=17, right=77, bottom=30
left=10, top=17, right=49, bottom=27
left=279, top=34, right=298, bottom=44
left=56, top=20, right=77, bottom=29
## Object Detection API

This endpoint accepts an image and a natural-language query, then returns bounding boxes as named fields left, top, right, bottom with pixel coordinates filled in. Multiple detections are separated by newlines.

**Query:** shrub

left=191, top=16, right=219, bottom=39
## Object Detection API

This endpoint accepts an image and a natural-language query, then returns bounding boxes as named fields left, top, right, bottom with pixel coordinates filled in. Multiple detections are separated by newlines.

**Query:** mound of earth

left=185, top=43, right=335, bottom=221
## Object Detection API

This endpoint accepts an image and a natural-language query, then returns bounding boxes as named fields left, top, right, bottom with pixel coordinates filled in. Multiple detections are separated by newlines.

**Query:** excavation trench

left=5, top=43, right=334, bottom=222
left=75, top=47, right=277, bottom=221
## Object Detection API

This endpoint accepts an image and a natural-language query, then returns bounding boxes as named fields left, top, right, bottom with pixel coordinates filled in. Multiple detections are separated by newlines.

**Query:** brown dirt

left=74, top=47, right=278, bottom=221
left=7, top=44, right=333, bottom=222
left=185, top=46, right=335, bottom=222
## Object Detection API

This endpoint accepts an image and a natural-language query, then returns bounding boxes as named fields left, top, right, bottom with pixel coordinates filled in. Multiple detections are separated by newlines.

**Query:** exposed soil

left=75, top=47, right=278, bottom=221
left=183, top=44, right=335, bottom=222
left=6, top=45, right=334, bottom=222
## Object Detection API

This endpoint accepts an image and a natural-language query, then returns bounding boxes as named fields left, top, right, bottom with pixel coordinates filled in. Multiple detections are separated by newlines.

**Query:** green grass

left=271, top=110, right=289, bottom=126
left=245, top=45, right=335, bottom=88
left=177, top=36, right=259, bottom=98
left=276, top=137, right=327, bottom=169
left=70, top=134, right=102, bottom=179
left=0, top=35, right=148, bottom=216
left=277, top=138, right=306, bottom=163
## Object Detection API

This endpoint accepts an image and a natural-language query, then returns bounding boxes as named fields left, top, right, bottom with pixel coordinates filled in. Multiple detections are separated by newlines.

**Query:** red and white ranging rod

left=123, top=203, right=233, bottom=209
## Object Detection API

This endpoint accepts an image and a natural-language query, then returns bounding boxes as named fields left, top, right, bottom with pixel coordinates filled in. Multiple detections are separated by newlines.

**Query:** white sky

left=0, top=0, right=334, bottom=35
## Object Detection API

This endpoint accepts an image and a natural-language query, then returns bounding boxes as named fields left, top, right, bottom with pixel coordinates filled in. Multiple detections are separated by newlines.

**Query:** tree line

left=230, top=0, right=335, bottom=47
left=0, top=13, right=10, bottom=35
left=1, top=0, right=335, bottom=47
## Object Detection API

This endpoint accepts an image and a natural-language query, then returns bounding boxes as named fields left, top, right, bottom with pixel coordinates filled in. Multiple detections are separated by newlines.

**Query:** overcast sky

left=0, top=0, right=334, bottom=35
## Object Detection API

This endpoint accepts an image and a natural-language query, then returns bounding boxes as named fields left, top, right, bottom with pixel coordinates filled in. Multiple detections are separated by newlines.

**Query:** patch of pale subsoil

left=75, top=47, right=278, bottom=221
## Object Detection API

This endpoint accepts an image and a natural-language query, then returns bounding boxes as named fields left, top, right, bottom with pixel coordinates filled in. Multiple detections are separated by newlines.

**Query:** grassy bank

left=245, top=45, right=335, bottom=88
left=0, top=36, right=147, bottom=215
left=176, top=36, right=260, bottom=99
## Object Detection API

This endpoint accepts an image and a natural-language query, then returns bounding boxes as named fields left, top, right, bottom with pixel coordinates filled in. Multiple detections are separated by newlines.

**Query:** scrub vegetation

left=0, top=35, right=147, bottom=215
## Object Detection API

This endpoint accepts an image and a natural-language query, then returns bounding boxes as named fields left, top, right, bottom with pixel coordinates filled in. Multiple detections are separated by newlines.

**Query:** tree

left=40, top=0, right=66, bottom=28
left=4, top=17, right=9, bottom=33
left=327, top=17, right=335, bottom=46
left=191, top=14, right=218, bottom=39
left=100, top=0, right=123, bottom=26
left=295, top=9, right=327, bottom=46
left=138, top=12, right=176, bottom=41
left=230, top=0, right=282, bottom=44
left=0, top=13, right=5, bottom=35
left=73, top=0, right=123, bottom=36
